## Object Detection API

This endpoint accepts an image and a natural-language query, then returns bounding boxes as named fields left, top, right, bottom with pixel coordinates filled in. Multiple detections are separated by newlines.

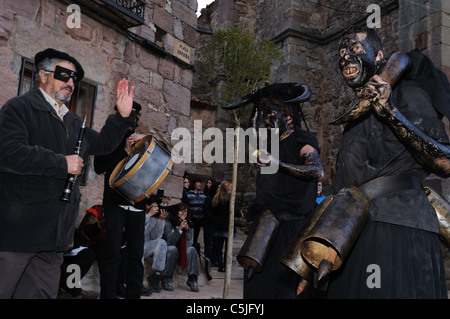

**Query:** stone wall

left=0, top=0, right=198, bottom=221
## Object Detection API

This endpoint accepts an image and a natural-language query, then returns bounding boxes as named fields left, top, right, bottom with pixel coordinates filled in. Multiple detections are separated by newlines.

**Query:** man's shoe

left=162, top=279, right=174, bottom=291
left=79, top=289, right=99, bottom=299
left=141, top=287, right=153, bottom=296
left=58, top=288, right=98, bottom=299
left=186, top=280, right=199, bottom=292
left=148, top=273, right=161, bottom=293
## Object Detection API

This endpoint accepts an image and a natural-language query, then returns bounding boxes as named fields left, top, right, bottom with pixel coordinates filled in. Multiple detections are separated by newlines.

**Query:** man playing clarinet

left=0, top=48, right=136, bottom=299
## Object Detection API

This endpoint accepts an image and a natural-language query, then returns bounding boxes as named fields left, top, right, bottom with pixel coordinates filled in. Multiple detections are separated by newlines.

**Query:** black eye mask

left=45, top=65, right=79, bottom=83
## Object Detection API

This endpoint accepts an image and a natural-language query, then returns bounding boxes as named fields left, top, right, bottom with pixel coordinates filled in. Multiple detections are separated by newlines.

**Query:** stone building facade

left=0, top=0, right=198, bottom=221
left=193, top=0, right=450, bottom=205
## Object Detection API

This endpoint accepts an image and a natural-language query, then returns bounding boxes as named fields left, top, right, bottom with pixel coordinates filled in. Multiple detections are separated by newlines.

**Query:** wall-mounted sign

left=173, top=39, right=191, bottom=64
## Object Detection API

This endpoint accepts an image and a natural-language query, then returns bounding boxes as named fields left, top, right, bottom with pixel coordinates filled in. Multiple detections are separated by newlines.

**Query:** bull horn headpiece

left=221, top=83, right=311, bottom=110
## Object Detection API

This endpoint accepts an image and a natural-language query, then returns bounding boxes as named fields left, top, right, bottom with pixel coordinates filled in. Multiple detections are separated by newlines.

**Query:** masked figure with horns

left=301, top=26, right=450, bottom=299
left=223, top=83, right=324, bottom=299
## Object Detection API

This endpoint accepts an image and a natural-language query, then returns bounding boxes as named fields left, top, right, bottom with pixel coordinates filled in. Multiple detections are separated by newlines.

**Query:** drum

left=109, top=135, right=173, bottom=204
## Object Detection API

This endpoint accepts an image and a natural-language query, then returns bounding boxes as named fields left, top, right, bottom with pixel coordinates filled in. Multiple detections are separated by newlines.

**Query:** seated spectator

left=58, top=229, right=98, bottom=299
left=76, top=205, right=131, bottom=298
left=162, top=203, right=200, bottom=292
left=143, top=198, right=169, bottom=293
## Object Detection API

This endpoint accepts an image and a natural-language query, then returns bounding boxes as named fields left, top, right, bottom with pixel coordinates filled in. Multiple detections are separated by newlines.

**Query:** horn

left=222, top=83, right=311, bottom=110
left=284, top=84, right=311, bottom=103
left=221, top=93, right=255, bottom=110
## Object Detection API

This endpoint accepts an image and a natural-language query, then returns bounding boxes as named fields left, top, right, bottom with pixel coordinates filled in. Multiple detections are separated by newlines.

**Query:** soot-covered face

left=338, top=32, right=380, bottom=88
left=259, top=99, right=292, bottom=136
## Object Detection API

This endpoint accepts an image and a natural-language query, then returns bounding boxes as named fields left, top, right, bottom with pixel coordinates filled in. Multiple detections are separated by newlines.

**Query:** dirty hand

left=356, top=75, right=393, bottom=119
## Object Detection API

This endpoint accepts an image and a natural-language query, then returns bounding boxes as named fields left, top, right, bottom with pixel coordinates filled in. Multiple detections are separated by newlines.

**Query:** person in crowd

left=315, top=181, right=326, bottom=205
left=0, top=48, right=135, bottom=299
left=143, top=198, right=169, bottom=293
left=202, top=178, right=219, bottom=265
left=94, top=102, right=148, bottom=299
left=182, top=175, right=190, bottom=203
left=203, top=178, right=216, bottom=197
left=183, top=178, right=208, bottom=256
left=212, top=180, right=234, bottom=272
left=162, top=203, right=200, bottom=292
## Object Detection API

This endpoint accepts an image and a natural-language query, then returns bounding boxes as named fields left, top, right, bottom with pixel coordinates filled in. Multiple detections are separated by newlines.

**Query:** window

left=18, top=57, right=98, bottom=185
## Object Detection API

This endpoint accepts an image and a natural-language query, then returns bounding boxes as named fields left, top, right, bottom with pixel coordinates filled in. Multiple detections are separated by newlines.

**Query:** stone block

left=3, top=0, right=40, bottom=21
left=183, top=24, right=198, bottom=48
left=152, top=5, right=174, bottom=33
left=164, top=80, right=191, bottom=116
left=138, top=83, right=162, bottom=107
left=130, top=63, right=150, bottom=83
left=158, top=58, right=175, bottom=81
left=139, top=49, right=159, bottom=72
left=172, top=1, right=198, bottom=28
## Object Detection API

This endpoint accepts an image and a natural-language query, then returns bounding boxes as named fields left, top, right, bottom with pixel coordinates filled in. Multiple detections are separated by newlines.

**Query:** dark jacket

left=0, top=88, right=132, bottom=252
left=93, top=135, right=146, bottom=210
left=212, top=200, right=231, bottom=233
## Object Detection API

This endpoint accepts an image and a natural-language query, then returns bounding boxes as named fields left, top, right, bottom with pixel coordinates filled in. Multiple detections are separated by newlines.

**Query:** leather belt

left=359, top=170, right=423, bottom=201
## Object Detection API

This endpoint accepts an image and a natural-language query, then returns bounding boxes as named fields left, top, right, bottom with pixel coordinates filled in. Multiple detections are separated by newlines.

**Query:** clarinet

left=61, top=117, right=86, bottom=202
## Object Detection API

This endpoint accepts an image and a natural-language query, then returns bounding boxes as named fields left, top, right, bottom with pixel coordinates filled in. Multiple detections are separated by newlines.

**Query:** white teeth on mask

left=345, top=67, right=357, bottom=74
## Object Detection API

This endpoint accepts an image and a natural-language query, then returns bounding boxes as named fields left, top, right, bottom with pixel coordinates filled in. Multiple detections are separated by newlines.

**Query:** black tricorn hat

left=34, top=48, right=84, bottom=81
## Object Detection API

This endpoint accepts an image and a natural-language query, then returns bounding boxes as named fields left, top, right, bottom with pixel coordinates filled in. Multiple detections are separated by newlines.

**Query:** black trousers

left=99, top=205, right=145, bottom=299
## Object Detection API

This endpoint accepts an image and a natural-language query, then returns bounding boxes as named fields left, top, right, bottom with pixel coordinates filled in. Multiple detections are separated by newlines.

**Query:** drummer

left=94, top=102, right=149, bottom=299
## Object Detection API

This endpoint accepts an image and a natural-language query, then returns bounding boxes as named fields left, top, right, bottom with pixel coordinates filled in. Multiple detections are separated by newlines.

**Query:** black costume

left=244, top=129, right=320, bottom=299
left=327, top=49, right=450, bottom=298
left=94, top=131, right=146, bottom=299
